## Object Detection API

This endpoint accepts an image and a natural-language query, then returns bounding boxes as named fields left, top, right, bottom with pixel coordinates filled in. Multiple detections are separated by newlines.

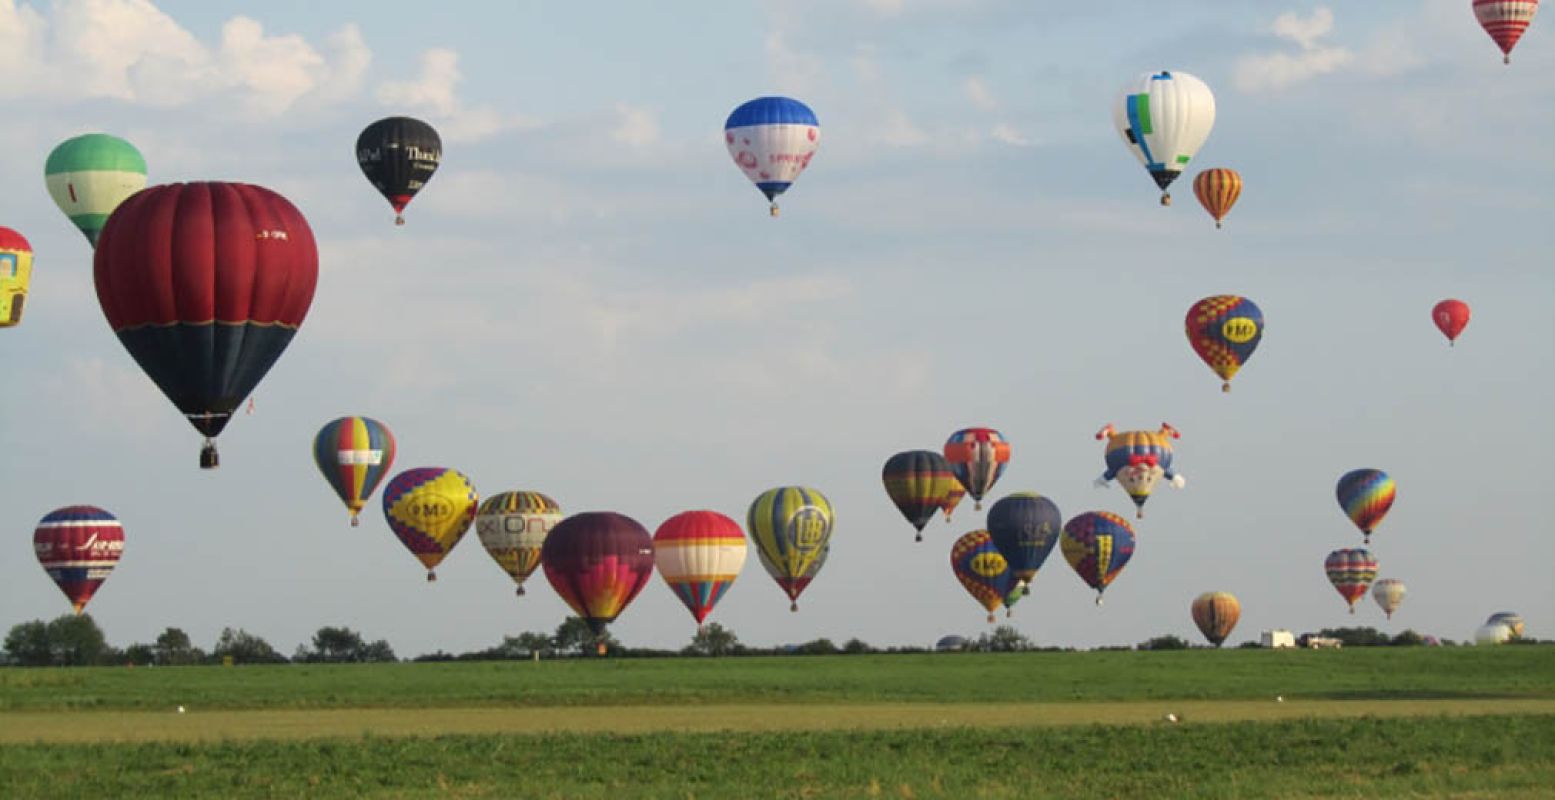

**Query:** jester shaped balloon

left=1094, top=424, right=1185, bottom=518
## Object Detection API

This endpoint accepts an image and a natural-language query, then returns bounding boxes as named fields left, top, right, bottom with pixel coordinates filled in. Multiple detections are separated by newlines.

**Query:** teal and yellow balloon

left=747, top=486, right=833, bottom=611
left=313, top=416, right=397, bottom=526
left=44, top=133, right=147, bottom=247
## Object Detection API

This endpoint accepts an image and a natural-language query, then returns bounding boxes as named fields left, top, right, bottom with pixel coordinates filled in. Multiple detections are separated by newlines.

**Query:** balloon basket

left=1095, top=595, right=1104, bottom=607
left=914, top=533, right=923, bottom=543
left=350, top=516, right=360, bottom=528
left=1215, top=220, right=1222, bottom=229
left=426, top=571, right=437, bottom=583
left=789, top=602, right=798, bottom=613
left=395, top=215, right=405, bottom=226
left=769, top=204, right=780, bottom=218
left=516, top=586, right=526, bottom=597
left=199, top=440, right=219, bottom=470
left=1348, top=606, right=1355, bottom=615
left=1221, top=382, right=1231, bottom=393
left=986, top=614, right=995, bottom=624
left=1160, top=193, right=1172, bottom=207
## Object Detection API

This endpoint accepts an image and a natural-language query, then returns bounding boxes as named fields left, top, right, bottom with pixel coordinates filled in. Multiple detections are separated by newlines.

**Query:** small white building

left=1260, top=629, right=1295, bottom=649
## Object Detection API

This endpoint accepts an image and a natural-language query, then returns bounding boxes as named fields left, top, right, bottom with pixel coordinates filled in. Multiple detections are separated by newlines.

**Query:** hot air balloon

left=986, top=493, right=1062, bottom=593
left=1473, top=0, right=1540, bottom=64
left=747, top=486, right=833, bottom=611
left=44, top=133, right=147, bottom=247
left=941, top=483, right=966, bottom=523
left=0, top=227, right=33, bottom=328
left=34, top=506, right=124, bottom=615
left=1475, top=623, right=1513, bottom=645
left=1186, top=296, right=1263, bottom=392
left=313, top=417, right=397, bottom=526
left=1115, top=71, right=1216, bottom=206
left=1336, top=469, right=1395, bottom=545
left=1485, top=612, right=1525, bottom=639
left=1372, top=578, right=1407, bottom=620
left=1192, top=168, right=1242, bottom=228
left=1432, top=299, right=1471, bottom=346
left=951, top=530, right=1021, bottom=623
left=1095, top=424, right=1185, bottom=518
left=1324, top=547, right=1377, bottom=614
left=476, top=491, right=563, bottom=596
left=1190, top=591, right=1241, bottom=647
left=1061, top=511, right=1136, bottom=605
left=381, top=467, right=478, bottom=581
left=882, top=450, right=956, bottom=542
left=94, top=182, right=318, bottom=469
left=654, top=510, right=747, bottom=625
left=725, top=96, right=820, bottom=216
left=944, top=427, right=1011, bottom=511
left=357, top=117, right=442, bottom=225
left=541, top=511, right=656, bottom=635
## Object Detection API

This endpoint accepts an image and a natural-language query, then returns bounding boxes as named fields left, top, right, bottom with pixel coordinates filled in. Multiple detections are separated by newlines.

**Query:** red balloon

left=1432, top=299, right=1470, bottom=346
left=34, top=506, right=125, bottom=615
left=94, top=182, right=318, bottom=467
left=541, top=512, right=656, bottom=635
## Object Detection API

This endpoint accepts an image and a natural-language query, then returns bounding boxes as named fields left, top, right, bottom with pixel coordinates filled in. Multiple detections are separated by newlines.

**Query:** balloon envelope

left=1372, top=578, right=1406, bottom=620
left=950, top=529, right=1018, bottom=623
left=986, top=493, right=1062, bottom=588
left=34, top=506, right=125, bottom=614
left=357, top=117, right=442, bottom=224
left=541, top=511, right=656, bottom=635
left=1186, top=296, right=1263, bottom=391
left=1114, top=71, right=1216, bottom=204
left=45, top=133, right=147, bottom=246
left=1191, top=591, right=1241, bottom=646
left=654, top=510, right=747, bottom=624
left=1485, top=612, right=1525, bottom=639
left=1060, top=511, right=1136, bottom=601
left=1473, top=0, right=1540, bottom=63
left=94, top=182, right=318, bottom=468
left=313, top=417, right=397, bottom=526
left=943, top=427, right=1011, bottom=510
left=1324, top=547, right=1377, bottom=613
left=382, top=468, right=478, bottom=580
left=1192, top=168, right=1242, bottom=228
left=882, top=450, right=956, bottom=540
left=746, top=486, right=833, bottom=610
left=724, top=96, right=819, bottom=214
left=1432, top=299, right=1470, bottom=345
left=1336, top=469, right=1395, bottom=543
left=1095, top=424, right=1184, bottom=517
left=476, top=491, right=563, bottom=595
left=0, top=227, right=33, bottom=328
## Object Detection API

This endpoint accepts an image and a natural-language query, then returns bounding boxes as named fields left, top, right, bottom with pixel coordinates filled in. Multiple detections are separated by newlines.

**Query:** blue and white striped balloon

left=724, top=96, right=819, bottom=216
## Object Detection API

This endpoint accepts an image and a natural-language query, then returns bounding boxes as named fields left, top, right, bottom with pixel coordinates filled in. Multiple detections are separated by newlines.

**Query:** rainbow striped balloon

left=1325, top=548, right=1378, bottom=614
left=313, top=416, right=396, bottom=526
left=1336, top=469, right=1395, bottom=544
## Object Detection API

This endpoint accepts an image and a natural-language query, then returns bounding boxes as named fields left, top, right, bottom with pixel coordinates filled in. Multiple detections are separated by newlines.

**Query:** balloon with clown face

left=1094, top=423, right=1186, bottom=519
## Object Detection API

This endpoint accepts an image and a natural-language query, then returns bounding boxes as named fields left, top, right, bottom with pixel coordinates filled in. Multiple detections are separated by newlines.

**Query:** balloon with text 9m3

left=34, top=506, right=124, bottom=615
left=93, top=182, right=318, bottom=469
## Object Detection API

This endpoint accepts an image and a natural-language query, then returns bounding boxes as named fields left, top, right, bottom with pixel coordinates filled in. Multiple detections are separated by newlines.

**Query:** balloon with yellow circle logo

left=1186, top=296, right=1263, bottom=392
left=950, top=529, right=1021, bottom=623
left=382, top=467, right=478, bottom=581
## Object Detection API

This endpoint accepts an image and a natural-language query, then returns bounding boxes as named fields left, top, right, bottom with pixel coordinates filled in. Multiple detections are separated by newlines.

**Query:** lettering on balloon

left=1221, top=317, right=1258, bottom=344
left=971, top=551, right=1008, bottom=578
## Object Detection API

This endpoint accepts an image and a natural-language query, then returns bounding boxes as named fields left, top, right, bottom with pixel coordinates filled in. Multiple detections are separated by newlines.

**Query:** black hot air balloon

left=94, top=182, right=319, bottom=468
left=356, top=116, right=442, bottom=225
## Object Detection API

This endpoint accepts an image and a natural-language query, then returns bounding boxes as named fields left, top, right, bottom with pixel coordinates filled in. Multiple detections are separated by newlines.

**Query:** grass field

left=1, top=647, right=1552, bottom=798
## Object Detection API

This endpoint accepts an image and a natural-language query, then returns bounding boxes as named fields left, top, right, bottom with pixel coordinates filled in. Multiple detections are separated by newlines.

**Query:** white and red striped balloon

left=1473, top=1, right=1540, bottom=64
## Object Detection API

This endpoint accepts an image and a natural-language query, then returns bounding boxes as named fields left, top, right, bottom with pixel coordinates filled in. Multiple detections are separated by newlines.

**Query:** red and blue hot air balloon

left=1095, top=424, right=1185, bottom=518
left=950, top=529, right=1022, bottom=623
left=313, top=416, right=397, bottom=526
left=34, top=506, right=125, bottom=615
left=944, top=427, right=1011, bottom=511
left=1060, top=511, right=1137, bottom=605
left=1186, top=295, right=1263, bottom=392
left=1336, top=469, right=1395, bottom=545
left=986, top=493, right=1062, bottom=594
left=725, top=96, right=820, bottom=216
left=94, top=182, right=318, bottom=468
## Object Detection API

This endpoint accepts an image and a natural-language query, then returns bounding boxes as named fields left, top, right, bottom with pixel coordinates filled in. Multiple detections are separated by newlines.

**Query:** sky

left=0, top=0, right=1551, bottom=657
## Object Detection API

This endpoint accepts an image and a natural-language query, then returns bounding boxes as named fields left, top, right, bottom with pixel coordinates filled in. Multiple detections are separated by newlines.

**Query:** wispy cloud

left=1234, top=7, right=1354, bottom=92
left=375, top=47, right=539, bottom=144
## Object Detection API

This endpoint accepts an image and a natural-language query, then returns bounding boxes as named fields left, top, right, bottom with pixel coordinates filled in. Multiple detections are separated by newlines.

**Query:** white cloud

left=989, top=123, right=1030, bottom=146
left=610, top=103, right=660, bottom=148
left=1234, top=7, right=1354, bottom=92
left=375, top=47, right=540, bottom=143
left=0, top=0, right=372, bottom=116
left=876, top=109, right=930, bottom=146
left=858, top=0, right=904, bottom=14
left=964, top=76, right=996, bottom=110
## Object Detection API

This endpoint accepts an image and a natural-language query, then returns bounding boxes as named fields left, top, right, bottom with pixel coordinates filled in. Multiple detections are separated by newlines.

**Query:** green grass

left=2, top=646, right=1551, bottom=712
left=1, top=714, right=1551, bottom=799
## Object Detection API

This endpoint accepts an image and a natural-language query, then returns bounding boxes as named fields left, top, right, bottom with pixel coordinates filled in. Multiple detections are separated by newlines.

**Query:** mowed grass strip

left=0, top=714, right=1551, bottom=799
left=2, top=647, right=1552, bottom=711
left=2, top=698, right=1553, bottom=744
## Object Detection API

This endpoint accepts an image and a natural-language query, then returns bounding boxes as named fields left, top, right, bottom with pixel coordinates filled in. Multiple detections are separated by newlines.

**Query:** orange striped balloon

left=1192, top=168, right=1242, bottom=229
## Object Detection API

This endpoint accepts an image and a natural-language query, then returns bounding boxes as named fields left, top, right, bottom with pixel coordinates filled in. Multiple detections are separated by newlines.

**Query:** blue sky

left=1, top=0, right=1550, bottom=656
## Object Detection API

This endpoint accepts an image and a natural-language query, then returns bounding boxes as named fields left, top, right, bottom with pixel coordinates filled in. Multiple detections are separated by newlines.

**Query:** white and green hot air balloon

left=44, top=133, right=148, bottom=247
left=1114, top=71, right=1216, bottom=207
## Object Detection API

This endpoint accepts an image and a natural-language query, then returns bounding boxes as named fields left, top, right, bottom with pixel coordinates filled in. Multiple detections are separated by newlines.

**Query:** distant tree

left=553, top=617, right=616, bottom=656
left=154, top=627, right=203, bottom=666
left=1136, top=634, right=1192, bottom=651
left=359, top=639, right=397, bottom=663
left=792, top=638, right=840, bottom=655
left=514, top=631, right=555, bottom=658
left=413, top=650, right=457, bottom=662
left=841, top=638, right=873, bottom=655
left=213, top=628, right=287, bottom=664
left=123, top=642, right=157, bottom=666
left=972, top=626, right=1033, bottom=653
left=683, top=623, right=741, bottom=657
left=309, top=626, right=368, bottom=663
left=47, top=614, right=110, bottom=666
left=1389, top=629, right=1425, bottom=647
left=1236, top=640, right=1262, bottom=650
left=1317, top=627, right=1391, bottom=647
left=3, top=620, right=52, bottom=666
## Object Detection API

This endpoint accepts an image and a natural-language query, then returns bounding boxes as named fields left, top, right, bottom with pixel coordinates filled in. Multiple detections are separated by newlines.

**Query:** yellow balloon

left=382, top=467, right=478, bottom=581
